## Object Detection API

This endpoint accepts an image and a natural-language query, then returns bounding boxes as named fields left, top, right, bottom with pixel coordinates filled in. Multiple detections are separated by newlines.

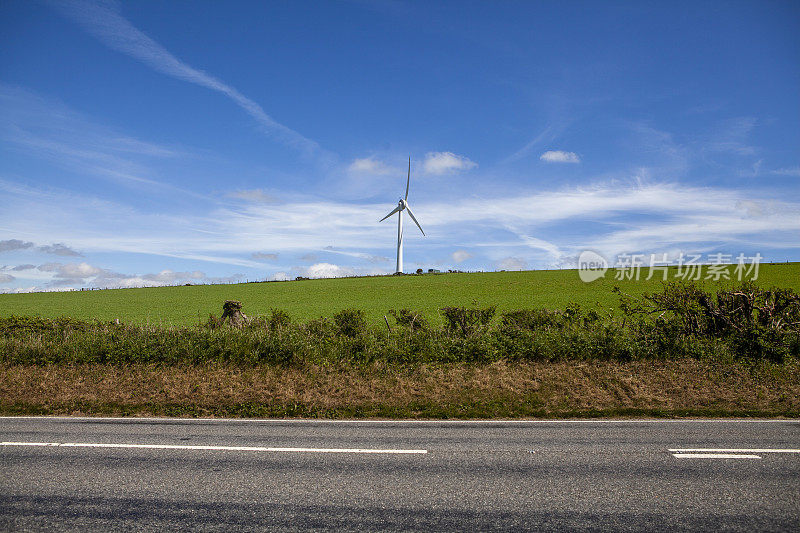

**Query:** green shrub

left=333, top=309, right=368, bottom=338
left=388, top=309, right=429, bottom=332
left=440, top=305, right=496, bottom=337
left=617, top=281, right=800, bottom=362
left=268, top=309, right=292, bottom=331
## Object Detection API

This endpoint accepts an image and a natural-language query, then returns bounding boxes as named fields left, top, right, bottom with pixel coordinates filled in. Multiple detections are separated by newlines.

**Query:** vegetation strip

left=2, top=359, right=797, bottom=419
left=2, top=281, right=799, bottom=366
left=1, top=280, right=797, bottom=419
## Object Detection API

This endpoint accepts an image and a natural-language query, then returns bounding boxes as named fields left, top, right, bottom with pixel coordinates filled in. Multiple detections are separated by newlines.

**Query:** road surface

left=1, top=417, right=798, bottom=531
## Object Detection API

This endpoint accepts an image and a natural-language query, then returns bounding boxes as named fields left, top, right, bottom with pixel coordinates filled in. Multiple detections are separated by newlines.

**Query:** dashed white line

left=672, top=453, right=761, bottom=459
left=669, top=448, right=800, bottom=454
left=0, top=442, right=427, bottom=454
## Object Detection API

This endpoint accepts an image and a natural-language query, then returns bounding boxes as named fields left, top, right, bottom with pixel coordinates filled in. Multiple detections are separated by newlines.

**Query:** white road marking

left=0, top=416, right=794, bottom=423
left=0, top=441, right=427, bottom=454
left=669, top=448, right=800, bottom=454
left=672, top=453, right=761, bottom=459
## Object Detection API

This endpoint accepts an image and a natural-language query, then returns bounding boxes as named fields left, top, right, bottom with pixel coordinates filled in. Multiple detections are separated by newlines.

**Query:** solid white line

left=0, top=416, right=793, bottom=423
left=0, top=442, right=427, bottom=454
left=669, top=448, right=800, bottom=454
left=672, top=453, right=761, bottom=459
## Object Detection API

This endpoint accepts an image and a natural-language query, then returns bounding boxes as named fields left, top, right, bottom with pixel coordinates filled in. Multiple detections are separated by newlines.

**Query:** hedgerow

left=1, top=282, right=797, bottom=366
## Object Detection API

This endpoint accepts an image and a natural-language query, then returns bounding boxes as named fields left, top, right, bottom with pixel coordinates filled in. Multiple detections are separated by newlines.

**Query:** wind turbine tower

left=379, top=157, right=425, bottom=274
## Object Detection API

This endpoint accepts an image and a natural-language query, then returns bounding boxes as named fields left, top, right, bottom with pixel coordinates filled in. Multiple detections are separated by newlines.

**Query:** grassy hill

left=1, top=263, right=798, bottom=326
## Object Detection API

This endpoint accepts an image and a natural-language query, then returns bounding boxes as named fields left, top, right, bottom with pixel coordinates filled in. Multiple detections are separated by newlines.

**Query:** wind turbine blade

left=404, top=157, right=411, bottom=200
left=405, top=204, right=425, bottom=236
left=379, top=205, right=402, bottom=222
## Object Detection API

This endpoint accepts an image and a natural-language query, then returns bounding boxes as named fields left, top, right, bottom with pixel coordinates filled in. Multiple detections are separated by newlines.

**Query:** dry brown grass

left=1, top=360, right=798, bottom=418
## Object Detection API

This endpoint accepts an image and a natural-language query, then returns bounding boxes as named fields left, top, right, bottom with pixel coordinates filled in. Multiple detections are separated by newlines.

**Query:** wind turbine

left=379, top=157, right=425, bottom=274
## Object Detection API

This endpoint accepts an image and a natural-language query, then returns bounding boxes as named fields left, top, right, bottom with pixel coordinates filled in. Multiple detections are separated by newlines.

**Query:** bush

left=440, top=306, right=496, bottom=337
left=389, top=309, right=428, bottom=332
left=268, top=309, right=292, bottom=331
left=333, top=309, right=368, bottom=337
left=617, top=281, right=800, bottom=362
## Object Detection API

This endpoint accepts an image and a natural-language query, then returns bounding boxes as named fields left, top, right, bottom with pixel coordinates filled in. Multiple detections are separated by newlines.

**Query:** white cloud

left=305, top=262, right=355, bottom=278
left=26, top=260, right=240, bottom=290
left=3, top=175, right=800, bottom=289
left=52, top=0, right=320, bottom=153
left=37, top=262, right=101, bottom=281
left=540, top=150, right=580, bottom=163
left=422, top=152, right=477, bottom=175
left=451, top=250, right=472, bottom=263
left=292, top=262, right=388, bottom=279
left=0, top=273, right=15, bottom=283
left=348, top=157, right=396, bottom=176
left=497, top=257, right=528, bottom=271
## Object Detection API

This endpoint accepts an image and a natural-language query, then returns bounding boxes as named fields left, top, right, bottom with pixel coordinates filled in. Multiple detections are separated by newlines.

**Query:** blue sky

left=1, top=0, right=798, bottom=292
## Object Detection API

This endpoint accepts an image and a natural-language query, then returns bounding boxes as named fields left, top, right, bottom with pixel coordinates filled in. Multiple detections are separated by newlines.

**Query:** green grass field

left=1, top=263, right=798, bottom=326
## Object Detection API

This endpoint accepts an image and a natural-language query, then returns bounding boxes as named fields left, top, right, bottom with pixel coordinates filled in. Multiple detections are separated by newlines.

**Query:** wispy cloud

left=51, top=0, right=321, bottom=154
left=422, top=151, right=477, bottom=175
left=504, top=125, right=560, bottom=164
left=772, top=166, right=800, bottom=177
left=703, top=117, right=757, bottom=155
left=0, top=84, right=206, bottom=193
left=626, top=122, right=690, bottom=173
left=227, top=189, right=277, bottom=204
left=497, top=257, right=527, bottom=271
left=503, top=228, right=563, bottom=259
left=252, top=252, right=279, bottom=261
left=540, top=150, right=580, bottom=163
left=322, top=246, right=390, bottom=263
left=3, top=174, right=799, bottom=289
left=348, top=157, right=397, bottom=176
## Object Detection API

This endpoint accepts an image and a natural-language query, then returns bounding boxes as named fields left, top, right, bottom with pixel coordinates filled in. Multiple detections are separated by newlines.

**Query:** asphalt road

left=1, top=417, right=798, bottom=531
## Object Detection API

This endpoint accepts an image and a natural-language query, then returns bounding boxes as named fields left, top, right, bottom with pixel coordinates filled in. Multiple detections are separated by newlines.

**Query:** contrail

left=51, top=0, right=321, bottom=154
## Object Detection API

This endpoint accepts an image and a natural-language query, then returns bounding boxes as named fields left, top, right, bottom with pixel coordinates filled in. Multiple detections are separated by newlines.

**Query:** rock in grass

left=221, top=300, right=248, bottom=327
